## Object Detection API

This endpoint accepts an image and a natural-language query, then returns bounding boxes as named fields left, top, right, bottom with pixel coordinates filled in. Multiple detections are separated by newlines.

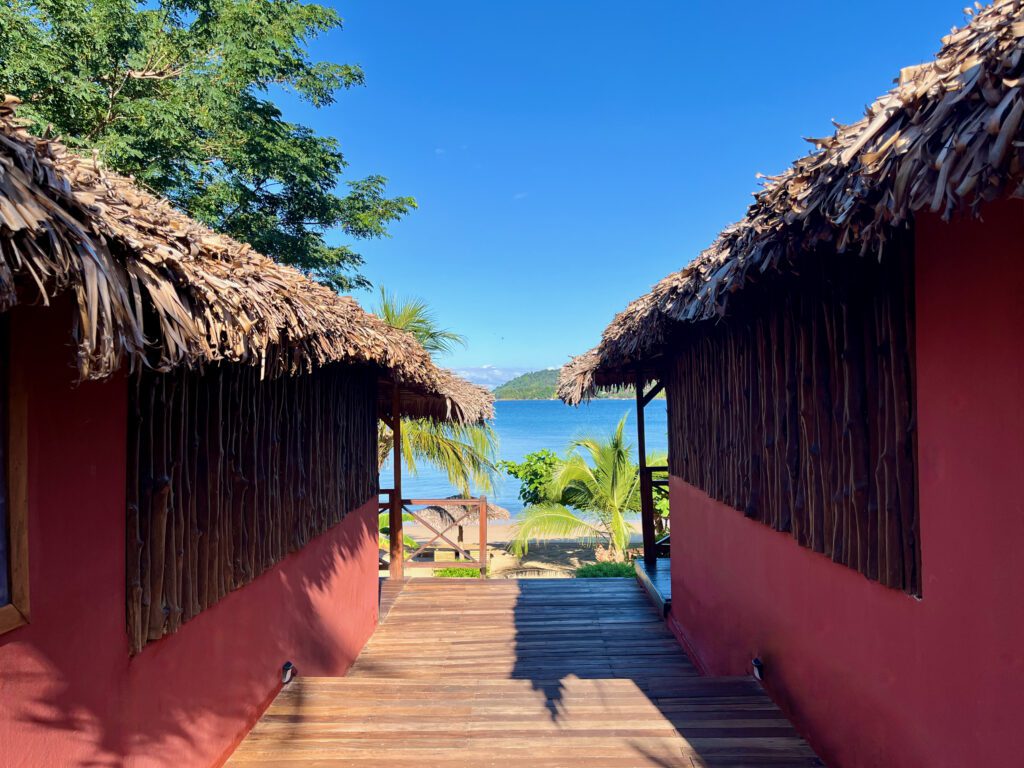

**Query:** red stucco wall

left=0, top=302, right=381, bottom=768
left=668, top=200, right=1024, bottom=768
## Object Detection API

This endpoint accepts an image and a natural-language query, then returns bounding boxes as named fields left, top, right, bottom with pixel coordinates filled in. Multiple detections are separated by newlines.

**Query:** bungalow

left=0, top=96, right=492, bottom=766
left=560, top=2, right=1024, bottom=766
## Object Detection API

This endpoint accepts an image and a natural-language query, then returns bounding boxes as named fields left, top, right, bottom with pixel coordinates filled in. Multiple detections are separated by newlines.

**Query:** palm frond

left=377, top=421, right=394, bottom=469
left=508, top=503, right=605, bottom=557
left=552, top=458, right=610, bottom=515
left=378, top=511, right=417, bottom=528
left=608, top=508, right=634, bottom=558
left=518, top=414, right=646, bottom=560
left=569, top=413, right=633, bottom=466
left=400, top=418, right=499, bottom=495
left=374, top=286, right=466, bottom=356
left=378, top=511, right=421, bottom=552
left=378, top=532, right=420, bottom=552
left=378, top=511, right=419, bottom=550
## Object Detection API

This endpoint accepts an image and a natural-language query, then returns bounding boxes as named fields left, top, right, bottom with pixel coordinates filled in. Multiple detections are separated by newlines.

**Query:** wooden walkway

left=229, top=578, right=822, bottom=767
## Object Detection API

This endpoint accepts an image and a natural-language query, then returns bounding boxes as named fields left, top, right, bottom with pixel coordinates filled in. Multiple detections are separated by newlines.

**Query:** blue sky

left=277, top=1, right=966, bottom=387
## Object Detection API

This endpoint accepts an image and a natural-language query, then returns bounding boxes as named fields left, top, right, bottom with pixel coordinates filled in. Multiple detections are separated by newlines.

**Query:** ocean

left=380, top=399, right=668, bottom=516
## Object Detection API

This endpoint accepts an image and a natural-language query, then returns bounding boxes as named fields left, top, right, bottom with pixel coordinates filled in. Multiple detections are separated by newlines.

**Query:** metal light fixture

left=751, top=657, right=765, bottom=682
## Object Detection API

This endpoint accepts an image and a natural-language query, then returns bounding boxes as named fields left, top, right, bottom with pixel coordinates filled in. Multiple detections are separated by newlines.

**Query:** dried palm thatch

left=0, top=96, right=492, bottom=423
left=561, top=0, right=1024, bottom=403
left=416, top=496, right=511, bottom=528
left=414, top=496, right=509, bottom=550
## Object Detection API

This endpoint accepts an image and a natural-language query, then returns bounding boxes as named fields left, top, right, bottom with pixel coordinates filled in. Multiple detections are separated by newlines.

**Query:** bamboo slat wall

left=126, top=364, right=377, bottom=654
left=667, top=249, right=920, bottom=594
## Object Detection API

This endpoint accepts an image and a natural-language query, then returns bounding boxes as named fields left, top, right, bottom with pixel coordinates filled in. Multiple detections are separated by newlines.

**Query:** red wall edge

left=0, top=301, right=381, bottom=768
left=668, top=200, right=1024, bottom=768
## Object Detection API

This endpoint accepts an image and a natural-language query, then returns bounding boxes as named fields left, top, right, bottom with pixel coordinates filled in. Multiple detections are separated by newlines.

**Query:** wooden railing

left=640, top=465, right=670, bottom=559
left=379, top=490, right=488, bottom=579
left=636, top=377, right=667, bottom=567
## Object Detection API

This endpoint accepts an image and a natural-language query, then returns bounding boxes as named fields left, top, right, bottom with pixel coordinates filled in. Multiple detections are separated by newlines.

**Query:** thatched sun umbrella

left=416, top=495, right=510, bottom=547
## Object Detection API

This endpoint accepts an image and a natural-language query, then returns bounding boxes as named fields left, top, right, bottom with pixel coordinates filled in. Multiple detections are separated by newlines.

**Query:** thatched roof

left=416, top=496, right=511, bottom=529
left=0, top=96, right=492, bottom=423
left=560, top=0, right=1024, bottom=404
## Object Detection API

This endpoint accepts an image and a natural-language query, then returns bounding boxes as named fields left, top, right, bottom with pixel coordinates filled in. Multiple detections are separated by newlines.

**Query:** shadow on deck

left=229, top=578, right=822, bottom=767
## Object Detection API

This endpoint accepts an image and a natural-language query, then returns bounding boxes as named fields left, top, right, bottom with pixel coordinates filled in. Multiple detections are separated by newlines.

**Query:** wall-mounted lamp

left=751, top=657, right=765, bottom=682
left=282, top=661, right=297, bottom=685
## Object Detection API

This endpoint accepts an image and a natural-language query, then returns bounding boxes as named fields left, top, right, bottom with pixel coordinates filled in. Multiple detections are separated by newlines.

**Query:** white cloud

left=453, top=365, right=530, bottom=388
left=434, top=147, right=446, bottom=156
left=512, top=191, right=528, bottom=200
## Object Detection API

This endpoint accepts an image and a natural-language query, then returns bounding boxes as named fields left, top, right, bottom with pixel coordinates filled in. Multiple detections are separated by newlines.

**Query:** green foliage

left=433, top=567, right=484, bottom=578
left=374, top=289, right=499, bottom=497
left=493, top=369, right=560, bottom=400
left=375, top=287, right=466, bottom=356
left=0, top=0, right=415, bottom=290
left=498, top=449, right=561, bottom=506
left=503, top=416, right=670, bottom=557
left=574, top=562, right=635, bottom=578
left=378, top=511, right=418, bottom=552
left=509, top=415, right=642, bottom=561
left=648, top=450, right=670, bottom=534
left=493, top=369, right=666, bottom=401
left=396, top=418, right=499, bottom=496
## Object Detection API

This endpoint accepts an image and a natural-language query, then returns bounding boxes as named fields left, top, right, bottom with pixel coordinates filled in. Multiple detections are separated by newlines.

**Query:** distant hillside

left=493, top=369, right=664, bottom=401
left=493, top=369, right=560, bottom=399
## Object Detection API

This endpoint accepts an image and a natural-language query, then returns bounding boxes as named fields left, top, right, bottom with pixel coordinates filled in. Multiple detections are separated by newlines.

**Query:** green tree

left=0, top=0, right=414, bottom=290
left=374, top=288, right=499, bottom=497
left=509, top=415, right=650, bottom=562
left=499, top=450, right=562, bottom=506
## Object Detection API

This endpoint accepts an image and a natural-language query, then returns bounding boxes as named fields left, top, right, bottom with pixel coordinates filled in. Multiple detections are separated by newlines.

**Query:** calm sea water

left=381, top=399, right=668, bottom=516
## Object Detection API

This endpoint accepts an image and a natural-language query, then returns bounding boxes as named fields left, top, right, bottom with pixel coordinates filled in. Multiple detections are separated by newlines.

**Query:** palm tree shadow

left=507, top=578, right=824, bottom=767
left=6, top=502, right=378, bottom=766
left=509, top=579, right=652, bottom=724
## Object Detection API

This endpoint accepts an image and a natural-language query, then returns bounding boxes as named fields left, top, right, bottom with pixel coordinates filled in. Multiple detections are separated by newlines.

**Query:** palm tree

left=375, top=288, right=466, bottom=357
left=378, top=510, right=419, bottom=554
left=373, top=287, right=498, bottom=498
left=509, top=415, right=646, bottom=562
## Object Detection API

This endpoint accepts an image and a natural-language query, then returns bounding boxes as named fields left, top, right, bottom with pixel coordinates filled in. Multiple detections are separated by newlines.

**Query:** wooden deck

left=635, top=557, right=672, bottom=617
left=229, top=578, right=822, bottom=767
left=376, top=575, right=407, bottom=623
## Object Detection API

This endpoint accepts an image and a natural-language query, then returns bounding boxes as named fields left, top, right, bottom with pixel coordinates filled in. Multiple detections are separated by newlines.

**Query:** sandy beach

left=396, top=519, right=644, bottom=577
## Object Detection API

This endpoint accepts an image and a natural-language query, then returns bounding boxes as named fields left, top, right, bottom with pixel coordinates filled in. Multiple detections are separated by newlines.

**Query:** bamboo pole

left=127, top=364, right=378, bottom=652
left=635, top=376, right=657, bottom=569
left=390, top=383, right=404, bottom=580
left=661, top=252, right=919, bottom=594
left=479, top=496, right=488, bottom=578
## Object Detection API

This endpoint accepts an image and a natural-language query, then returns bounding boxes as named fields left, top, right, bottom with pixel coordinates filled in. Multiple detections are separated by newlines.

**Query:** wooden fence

left=379, top=491, right=488, bottom=578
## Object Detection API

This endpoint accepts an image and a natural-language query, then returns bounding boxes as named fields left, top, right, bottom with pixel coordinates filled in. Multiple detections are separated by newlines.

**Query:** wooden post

left=389, top=384, right=404, bottom=580
left=479, top=496, right=487, bottom=579
left=636, top=377, right=657, bottom=569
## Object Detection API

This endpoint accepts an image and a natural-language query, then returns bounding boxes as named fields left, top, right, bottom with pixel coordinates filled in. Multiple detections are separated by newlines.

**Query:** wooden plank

left=229, top=579, right=821, bottom=767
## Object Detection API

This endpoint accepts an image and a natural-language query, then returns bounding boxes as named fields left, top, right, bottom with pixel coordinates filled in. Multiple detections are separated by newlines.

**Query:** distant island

left=493, top=369, right=664, bottom=400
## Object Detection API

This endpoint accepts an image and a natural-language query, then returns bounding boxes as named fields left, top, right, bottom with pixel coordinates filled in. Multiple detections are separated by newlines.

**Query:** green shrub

left=499, top=449, right=562, bottom=506
left=574, top=562, right=635, bottom=578
left=433, top=567, right=485, bottom=578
